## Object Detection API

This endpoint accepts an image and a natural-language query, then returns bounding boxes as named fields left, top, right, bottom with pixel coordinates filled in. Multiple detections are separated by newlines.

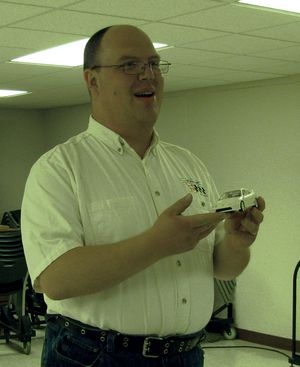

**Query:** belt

left=49, top=315, right=206, bottom=358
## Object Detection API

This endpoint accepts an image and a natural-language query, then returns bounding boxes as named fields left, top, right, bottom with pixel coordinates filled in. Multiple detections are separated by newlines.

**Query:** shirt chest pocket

left=87, top=196, right=142, bottom=244
left=183, top=193, right=212, bottom=216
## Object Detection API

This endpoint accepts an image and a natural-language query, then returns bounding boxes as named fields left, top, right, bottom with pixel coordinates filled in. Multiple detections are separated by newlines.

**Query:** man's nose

left=138, top=63, right=155, bottom=80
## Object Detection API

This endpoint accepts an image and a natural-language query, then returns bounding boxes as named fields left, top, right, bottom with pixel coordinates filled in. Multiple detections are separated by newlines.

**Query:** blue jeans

left=41, top=316, right=205, bottom=367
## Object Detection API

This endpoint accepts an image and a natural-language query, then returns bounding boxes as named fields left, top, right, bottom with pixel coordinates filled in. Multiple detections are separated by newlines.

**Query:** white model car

left=215, top=188, right=258, bottom=213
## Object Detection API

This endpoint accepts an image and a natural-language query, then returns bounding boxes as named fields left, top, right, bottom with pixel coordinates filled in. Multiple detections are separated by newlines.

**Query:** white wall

left=1, top=73, right=299, bottom=340
left=41, top=103, right=90, bottom=150
left=0, top=108, right=46, bottom=217
left=157, top=74, right=300, bottom=339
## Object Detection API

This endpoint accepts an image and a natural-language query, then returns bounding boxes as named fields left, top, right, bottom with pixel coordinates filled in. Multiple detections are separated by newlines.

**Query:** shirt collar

left=87, top=116, right=126, bottom=154
left=146, top=130, right=159, bottom=157
left=87, top=115, right=160, bottom=156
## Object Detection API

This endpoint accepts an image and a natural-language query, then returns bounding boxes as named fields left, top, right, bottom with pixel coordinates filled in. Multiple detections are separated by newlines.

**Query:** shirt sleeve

left=21, top=154, right=84, bottom=291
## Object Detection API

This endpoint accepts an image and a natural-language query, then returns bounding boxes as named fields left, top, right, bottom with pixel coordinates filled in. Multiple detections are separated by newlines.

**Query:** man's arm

left=213, top=196, right=265, bottom=280
left=39, top=194, right=225, bottom=300
left=38, top=233, right=160, bottom=300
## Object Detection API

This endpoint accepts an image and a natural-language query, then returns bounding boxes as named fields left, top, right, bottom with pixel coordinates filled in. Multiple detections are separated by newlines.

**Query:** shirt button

left=177, top=260, right=182, bottom=267
left=201, top=201, right=206, bottom=207
left=154, top=191, right=160, bottom=196
left=182, top=298, right=187, bottom=304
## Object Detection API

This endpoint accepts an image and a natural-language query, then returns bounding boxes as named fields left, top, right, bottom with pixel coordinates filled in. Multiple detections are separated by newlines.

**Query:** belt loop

left=106, top=332, right=117, bottom=353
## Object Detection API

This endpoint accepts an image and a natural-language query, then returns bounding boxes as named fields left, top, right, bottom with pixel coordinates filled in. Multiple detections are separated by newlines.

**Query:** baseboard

left=237, top=328, right=300, bottom=352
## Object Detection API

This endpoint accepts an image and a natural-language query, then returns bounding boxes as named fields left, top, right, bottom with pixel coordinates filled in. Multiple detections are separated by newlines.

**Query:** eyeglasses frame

left=89, top=60, right=171, bottom=75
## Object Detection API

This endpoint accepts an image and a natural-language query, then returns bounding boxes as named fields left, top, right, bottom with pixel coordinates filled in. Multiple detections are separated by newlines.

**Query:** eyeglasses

left=90, top=60, right=171, bottom=75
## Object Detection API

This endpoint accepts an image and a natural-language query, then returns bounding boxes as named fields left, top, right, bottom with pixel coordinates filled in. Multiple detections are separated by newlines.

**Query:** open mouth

left=134, top=91, right=155, bottom=98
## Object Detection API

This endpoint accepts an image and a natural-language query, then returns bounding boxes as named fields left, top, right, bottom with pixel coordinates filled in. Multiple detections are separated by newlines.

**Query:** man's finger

left=241, top=217, right=259, bottom=236
left=256, top=196, right=266, bottom=212
left=249, top=208, right=264, bottom=225
left=195, top=223, right=218, bottom=238
left=188, top=212, right=225, bottom=229
left=166, top=194, right=193, bottom=216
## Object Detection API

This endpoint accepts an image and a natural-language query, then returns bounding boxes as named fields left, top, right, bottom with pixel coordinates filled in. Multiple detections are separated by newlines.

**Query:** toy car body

left=215, top=188, right=258, bottom=213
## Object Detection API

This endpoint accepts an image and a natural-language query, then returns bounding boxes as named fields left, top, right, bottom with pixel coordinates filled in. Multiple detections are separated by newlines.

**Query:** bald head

left=84, top=25, right=157, bottom=70
left=102, top=25, right=154, bottom=48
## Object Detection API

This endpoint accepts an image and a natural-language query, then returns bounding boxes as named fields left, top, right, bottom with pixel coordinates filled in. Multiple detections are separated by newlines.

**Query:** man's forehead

left=104, top=26, right=151, bottom=43
left=101, top=46, right=159, bottom=63
left=99, top=26, right=157, bottom=61
left=103, top=26, right=155, bottom=49
left=102, top=47, right=160, bottom=59
left=118, top=54, right=160, bottom=61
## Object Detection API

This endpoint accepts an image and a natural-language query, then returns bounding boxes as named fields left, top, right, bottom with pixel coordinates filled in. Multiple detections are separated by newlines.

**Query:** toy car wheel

left=223, top=327, right=237, bottom=340
left=240, top=201, right=245, bottom=212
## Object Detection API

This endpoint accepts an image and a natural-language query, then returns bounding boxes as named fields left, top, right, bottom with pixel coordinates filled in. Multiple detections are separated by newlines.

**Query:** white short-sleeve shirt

left=21, top=116, right=222, bottom=336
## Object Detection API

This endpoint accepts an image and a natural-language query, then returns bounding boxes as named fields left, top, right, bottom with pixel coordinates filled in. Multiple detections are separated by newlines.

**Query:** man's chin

left=137, top=110, right=159, bottom=126
left=132, top=98, right=161, bottom=125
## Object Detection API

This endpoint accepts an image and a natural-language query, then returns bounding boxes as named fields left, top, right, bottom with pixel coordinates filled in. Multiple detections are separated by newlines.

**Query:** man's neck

left=92, top=113, right=154, bottom=158
left=122, top=130, right=154, bottom=158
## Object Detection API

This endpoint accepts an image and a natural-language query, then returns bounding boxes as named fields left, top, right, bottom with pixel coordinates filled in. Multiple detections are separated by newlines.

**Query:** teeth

left=135, top=92, right=154, bottom=97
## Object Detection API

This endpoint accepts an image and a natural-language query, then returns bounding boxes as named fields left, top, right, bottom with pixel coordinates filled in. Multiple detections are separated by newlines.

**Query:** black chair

left=1, top=210, right=21, bottom=228
left=0, top=230, right=33, bottom=354
left=25, top=276, right=47, bottom=328
left=205, top=279, right=237, bottom=340
left=1, top=209, right=47, bottom=327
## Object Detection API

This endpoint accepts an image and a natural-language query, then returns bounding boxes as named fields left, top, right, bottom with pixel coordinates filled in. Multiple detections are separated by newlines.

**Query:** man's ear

left=83, top=69, right=99, bottom=94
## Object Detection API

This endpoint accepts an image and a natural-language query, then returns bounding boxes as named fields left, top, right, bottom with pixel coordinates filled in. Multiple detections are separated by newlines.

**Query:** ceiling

left=1, top=0, right=300, bottom=109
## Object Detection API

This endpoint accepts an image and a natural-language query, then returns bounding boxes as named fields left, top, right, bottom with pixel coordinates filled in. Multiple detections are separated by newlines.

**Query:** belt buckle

left=142, top=336, right=163, bottom=358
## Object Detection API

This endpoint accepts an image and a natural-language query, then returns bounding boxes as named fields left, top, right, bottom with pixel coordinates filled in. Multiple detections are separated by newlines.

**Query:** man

left=21, top=25, right=265, bottom=367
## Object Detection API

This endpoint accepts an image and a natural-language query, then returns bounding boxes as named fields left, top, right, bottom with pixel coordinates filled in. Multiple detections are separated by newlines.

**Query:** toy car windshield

left=219, top=190, right=242, bottom=200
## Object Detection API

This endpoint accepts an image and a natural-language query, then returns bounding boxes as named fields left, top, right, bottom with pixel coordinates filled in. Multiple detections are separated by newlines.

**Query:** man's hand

left=213, top=196, right=265, bottom=280
left=224, top=196, right=265, bottom=248
left=149, top=193, right=225, bottom=258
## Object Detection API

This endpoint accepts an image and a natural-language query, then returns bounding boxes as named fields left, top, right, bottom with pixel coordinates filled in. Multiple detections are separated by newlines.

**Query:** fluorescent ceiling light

left=238, top=0, right=300, bottom=14
left=11, top=39, right=88, bottom=67
left=0, top=89, right=30, bottom=98
left=153, top=42, right=170, bottom=50
left=11, top=39, right=171, bottom=67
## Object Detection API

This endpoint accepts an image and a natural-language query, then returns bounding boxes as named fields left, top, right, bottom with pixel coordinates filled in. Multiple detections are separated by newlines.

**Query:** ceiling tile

left=213, top=0, right=236, bottom=3
left=0, top=0, right=81, bottom=6
left=11, top=10, right=144, bottom=35
left=210, top=69, right=284, bottom=83
left=157, top=46, right=233, bottom=65
left=0, top=46, right=35, bottom=63
left=251, top=45, right=300, bottom=62
left=140, top=23, right=224, bottom=47
left=1, top=0, right=300, bottom=109
left=196, top=54, right=300, bottom=73
left=0, top=2, right=50, bottom=26
left=252, top=62, right=300, bottom=76
left=181, top=34, right=295, bottom=55
left=163, top=4, right=299, bottom=33
left=0, top=84, right=89, bottom=109
left=4, top=67, right=85, bottom=91
left=164, top=76, right=230, bottom=92
left=0, top=62, right=69, bottom=84
left=65, top=0, right=223, bottom=22
left=0, top=28, right=83, bottom=50
left=170, top=66, right=284, bottom=84
left=170, top=63, right=228, bottom=78
left=246, top=21, right=300, bottom=43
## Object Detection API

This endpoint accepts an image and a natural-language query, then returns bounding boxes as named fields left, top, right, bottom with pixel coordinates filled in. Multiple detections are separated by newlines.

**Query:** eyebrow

left=117, top=55, right=161, bottom=62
